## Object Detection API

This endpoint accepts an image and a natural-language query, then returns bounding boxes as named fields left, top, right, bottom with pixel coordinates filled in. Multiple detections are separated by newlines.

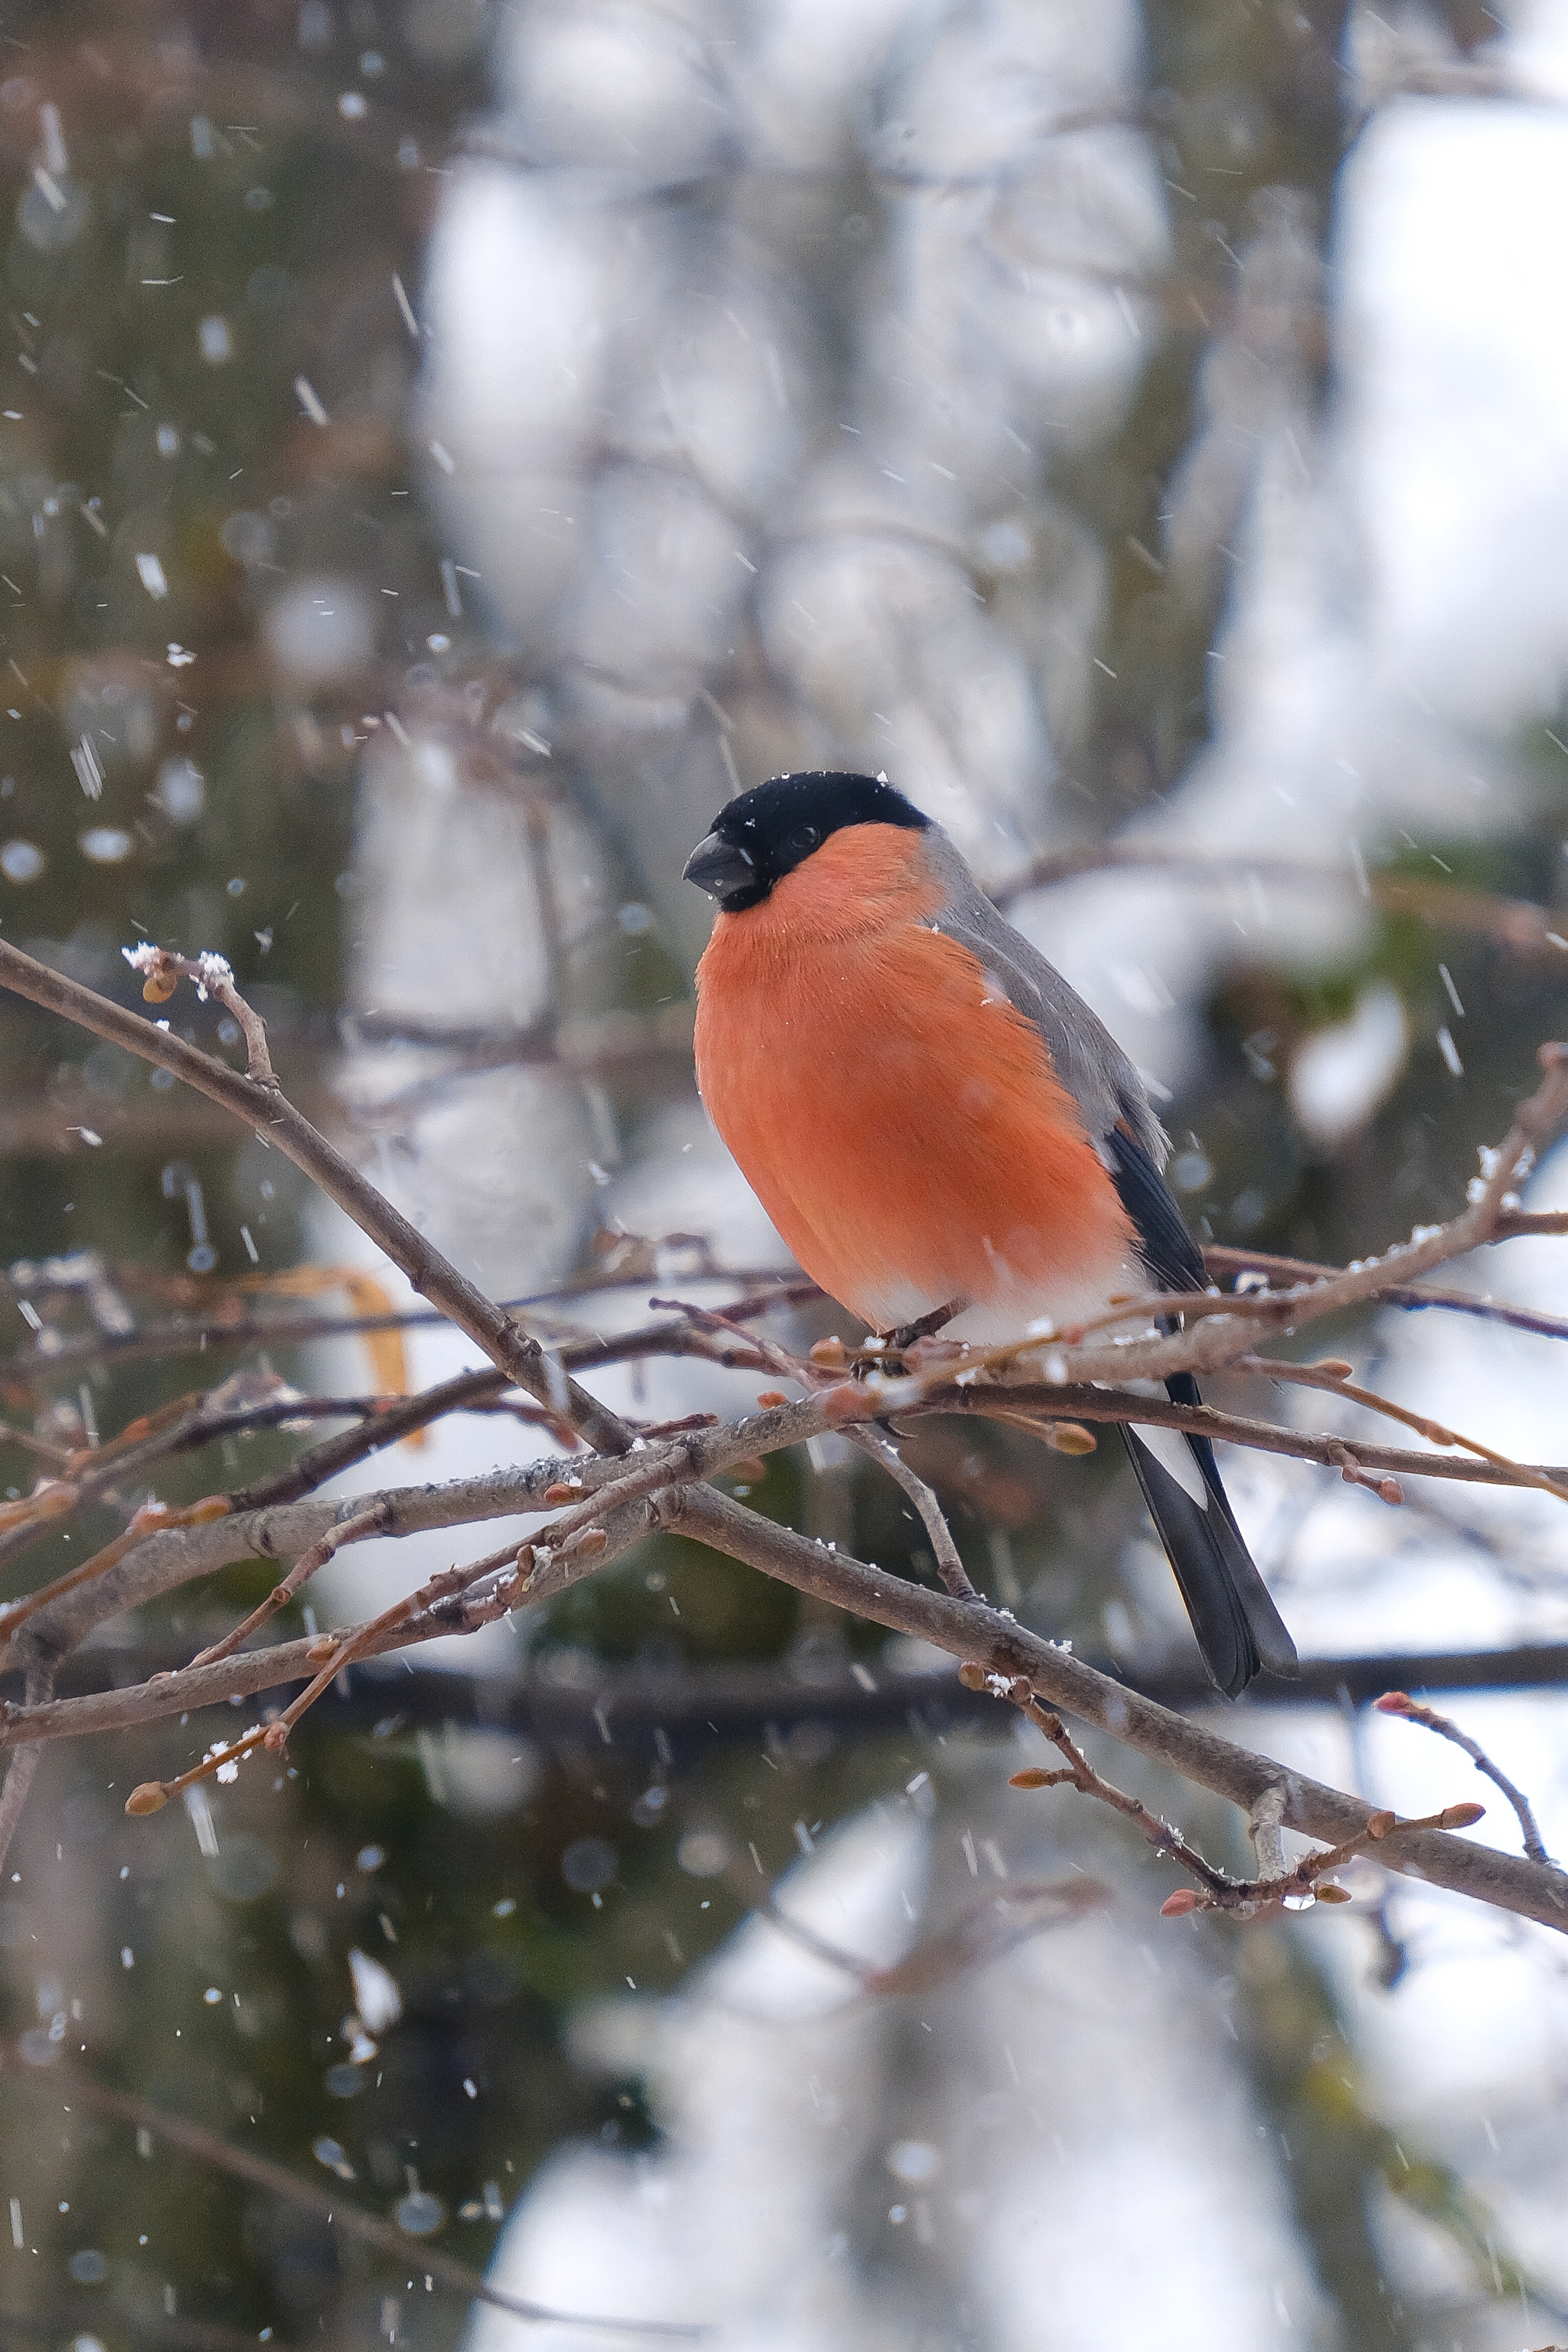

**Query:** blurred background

left=2, top=0, right=1568, bottom=2345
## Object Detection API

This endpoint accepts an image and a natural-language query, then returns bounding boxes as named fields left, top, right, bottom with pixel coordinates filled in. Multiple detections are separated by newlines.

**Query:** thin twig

left=994, top=841, right=1568, bottom=960
left=147, top=1436, right=710, bottom=1781
left=0, top=2043, right=705, bottom=2337
left=1205, top=1240, right=1568, bottom=1348
left=187, top=1502, right=394, bottom=1668
left=651, top=1292, right=1016, bottom=1599
left=1, top=1493, right=234, bottom=1655
left=1375, top=1690, right=1553, bottom=1866
left=520, top=791, right=568, bottom=1030
left=13, top=1238, right=1568, bottom=1396
left=2, top=940, right=1568, bottom=1943
left=740, top=1873, right=1106, bottom=1997
left=0, top=1272, right=816, bottom=1390
left=982, top=1668, right=1488, bottom=1919
left=647, top=1295, right=983, bottom=1606
left=0, top=1380, right=242, bottom=1561
left=665, top=1485, right=1568, bottom=1932
left=0, top=1419, right=73, bottom=1468
left=126, top=946, right=278, bottom=1086
left=1240, top=1354, right=1568, bottom=1504
left=647, top=1293, right=814, bottom=1384
left=870, top=1041, right=1568, bottom=1403
left=844, top=1426, right=980, bottom=1601
left=0, top=936, right=632, bottom=1455
left=221, top=1369, right=521, bottom=1511
left=942, top=1379, right=1568, bottom=1494
left=0, top=1373, right=364, bottom=1579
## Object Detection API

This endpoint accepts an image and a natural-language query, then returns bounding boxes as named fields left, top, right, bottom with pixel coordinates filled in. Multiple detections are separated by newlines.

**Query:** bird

left=683, top=769, right=1298, bottom=1697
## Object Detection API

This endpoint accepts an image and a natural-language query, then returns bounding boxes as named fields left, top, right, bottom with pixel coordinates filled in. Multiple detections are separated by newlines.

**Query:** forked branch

left=2, top=937, right=1567, bottom=1939
left=0, top=936, right=629, bottom=1454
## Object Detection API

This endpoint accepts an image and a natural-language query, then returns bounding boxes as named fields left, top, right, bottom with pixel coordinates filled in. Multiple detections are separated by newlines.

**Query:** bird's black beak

left=683, top=831, right=756, bottom=902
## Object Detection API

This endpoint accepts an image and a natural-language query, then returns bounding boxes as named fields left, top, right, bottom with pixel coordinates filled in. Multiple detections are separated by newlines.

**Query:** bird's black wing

left=919, top=826, right=1297, bottom=1695
left=1103, top=1123, right=1299, bottom=1694
left=1102, top=1115, right=1204, bottom=1295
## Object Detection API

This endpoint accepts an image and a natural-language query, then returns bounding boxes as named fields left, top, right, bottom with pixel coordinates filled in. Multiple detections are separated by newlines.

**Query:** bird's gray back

left=920, top=825, right=1168, bottom=1171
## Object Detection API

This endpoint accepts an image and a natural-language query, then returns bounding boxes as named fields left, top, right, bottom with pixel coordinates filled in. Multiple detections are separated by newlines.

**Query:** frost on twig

left=122, top=942, right=277, bottom=1087
left=1249, top=1779, right=1289, bottom=1880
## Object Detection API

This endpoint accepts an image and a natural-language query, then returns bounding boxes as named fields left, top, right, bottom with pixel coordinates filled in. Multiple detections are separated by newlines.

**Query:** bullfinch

left=683, top=769, right=1298, bottom=1697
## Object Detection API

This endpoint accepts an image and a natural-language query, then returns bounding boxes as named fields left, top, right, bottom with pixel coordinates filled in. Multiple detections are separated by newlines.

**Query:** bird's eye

left=788, top=822, right=820, bottom=854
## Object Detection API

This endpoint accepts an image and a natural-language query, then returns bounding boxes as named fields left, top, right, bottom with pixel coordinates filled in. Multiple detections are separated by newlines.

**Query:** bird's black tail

left=1121, top=1374, right=1298, bottom=1698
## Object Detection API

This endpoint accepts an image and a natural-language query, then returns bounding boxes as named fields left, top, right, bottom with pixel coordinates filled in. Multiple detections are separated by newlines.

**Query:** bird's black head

left=682, top=771, right=929, bottom=912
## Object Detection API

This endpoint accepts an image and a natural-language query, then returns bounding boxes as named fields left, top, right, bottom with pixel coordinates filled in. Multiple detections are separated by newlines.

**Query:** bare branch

left=125, top=945, right=278, bottom=1086
left=845, top=1426, right=981, bottom=1602
left=0, top=1269, right=814, bottom=1390
left=988, top=1670, right=1485, bottom=1920
left=25, top=1626, right=1568, bottom=1746
left=1239, top=1354, right=1568, bottom=1504
left=187, top=1502, right=394, bottom=1668
left=1204, top=1236, right=1568, bottom=1353
left=941, top=1379, right=1568, bottom=1494
left=5, top=1461, right=1567, bottom=1936
left=993, top=1678, right=1250, bottom=1902
left=5, top=938, right=1568, bottom=1945
left=995, top=841, right=1568, bottom=962
left=665, top=1485, right=1568, bottom=1933
left=8, top=1370, right=1568, bottom=1744
left=0, top=936, right=632, bottom=1455
left=521, top=789, right=569, bottom=1029
left=1375, top=1690, right=1553, bottom=1866
left=743, top=1870, right=1106, bottom=1997
left=5, top=1330, right=1568, bottom=1695
left=224, top=1368, right=518, bottom=1511
left=0, top=2043, right=704, bottom=2339
left=0, top=1371, right=338, bottom=1579
left=1, top=1491, right=235, bottom=1656
left=0, top=1419, right=72, bottom=1468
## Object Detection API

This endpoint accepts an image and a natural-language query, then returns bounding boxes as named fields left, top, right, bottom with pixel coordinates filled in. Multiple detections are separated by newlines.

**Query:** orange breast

left=692, top=826, right=1137, bottom=1334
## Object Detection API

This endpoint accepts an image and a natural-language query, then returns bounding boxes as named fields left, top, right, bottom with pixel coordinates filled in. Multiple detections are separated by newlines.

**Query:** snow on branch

left=1, top=935, right=1567, bottom=1939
